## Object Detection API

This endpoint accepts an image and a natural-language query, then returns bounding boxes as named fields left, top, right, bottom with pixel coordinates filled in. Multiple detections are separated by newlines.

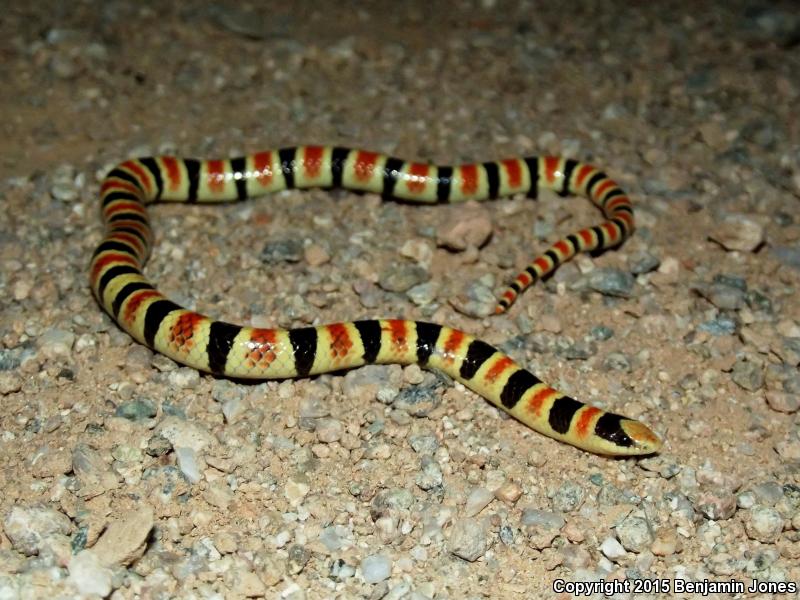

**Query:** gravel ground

left=2, top=1, right=800, bottom=598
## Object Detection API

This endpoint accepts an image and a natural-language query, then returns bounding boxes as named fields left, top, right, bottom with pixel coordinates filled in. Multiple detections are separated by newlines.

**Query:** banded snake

left=90, top=146, right=662, bottom=456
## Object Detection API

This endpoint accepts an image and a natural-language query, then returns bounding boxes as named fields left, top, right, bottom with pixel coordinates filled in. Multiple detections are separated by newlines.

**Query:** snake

left=90, top=146, right=662, bottom=455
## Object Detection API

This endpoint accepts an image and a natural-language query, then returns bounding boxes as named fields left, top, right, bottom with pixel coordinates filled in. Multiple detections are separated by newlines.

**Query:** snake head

left=580, top=414, right=663, bottom=456
left=618, top=419, right=663, bottom=456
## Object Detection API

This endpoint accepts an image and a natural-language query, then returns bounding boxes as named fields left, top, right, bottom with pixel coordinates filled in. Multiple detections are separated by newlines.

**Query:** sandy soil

left=1, top=1, right=799, bottom=598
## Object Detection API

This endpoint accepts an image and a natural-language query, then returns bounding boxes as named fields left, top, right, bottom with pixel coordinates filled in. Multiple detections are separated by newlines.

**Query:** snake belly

left=90, top=146, right=662, bottom=456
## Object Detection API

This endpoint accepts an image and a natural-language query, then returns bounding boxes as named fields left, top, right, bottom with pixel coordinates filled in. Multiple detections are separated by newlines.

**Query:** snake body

left=90, top=146, right=661, bottom=455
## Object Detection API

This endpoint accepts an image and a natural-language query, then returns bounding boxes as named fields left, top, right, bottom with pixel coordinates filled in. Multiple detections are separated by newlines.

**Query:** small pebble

left=765, top=390, right=799, bottom=413
left=731, top=358, right=764, bottom=391
left=146, top=435, right=172, bottom=457
left=450, top=280, right=496, bottom=317
left=520, top=509, right=565, bottom=530
left=111, top=444, right=142, bottom=463
left=68, top=550, right=113, bottom=597
left=203, top=480, right=234, bottom=509
left=157, top=417, right=215, bottom=452
left=745, top=506, right=784, bottom=543
left=737, top=490, right=758, bottom=510
left=234, top=570, right=267, bottom=597
left=316, top=417, right=343, bottom=442
left=400, top=238, right=434, bottom=267
left=745, top=289, right=773, bottom=313
left=616, top=515, right=654, bottom=553
left=3, top=505, right=72, bottom=556
left=304, top=243, right=330, bottom=266
left=713, top=273, right=747, bottom=291
left=29, top=445, right=72, bottom=478
left=168, top=367, right=200, bottom=389
left=72, top=444, right=120, bottom=495
left=696, top=491, right=737, bottom=520
left=551, top=481, right=585, bottom=512
left=752, top=482, right=786, bottom=506
left=562, top=521, right=585, bottom=543
left=319, top=525, right=350, bottom=552
left=370, top=488, right=414, bottom=520
left=261, top=238, right=303, bottom=263
left=287, top=544, right=310, bottom=574
left=448, top=518, right=489, bottom=562
left=38, top=328, right=75, bottom=359
left=603, top=352, right=631, bottom=372
left=587, top=268, right=635, bottom=297
left=651, top=528, right=681, bottom=556
left=175, top=447, right=202, bottom=484
left=330, top=559, right=356, bottom=582
left=709, top=214, right=764, bottom=252
left=494, top=481, right=523, bottom=504
left=698, top=315, right=738, bottom=336
left=378, top=263, right=430, bottom=292
left=406, top=281, right=438, bottom=306
left=560, top=544, right=592, bottom=570
left=416, top=456, right=443, bottom=490
left=464, top=487, right=494, bottom=517
left=0, top=372, right=23, bottom=395
left=499, top=524, right=515, bottom=546
left=212, top=379, right=245, bottom=404
left=222, top=397, right=248, bottom=423
left=559, top=339, right=596, bottom=360
left=213, top=531, right=238, bottom=554
left=627, top=250, right=661, bottom=274
left=360, top=554, right=392, bottom=583
left=771, top=245, right=800, bottom=270
left=408, top=433, right=439, bottom=455
left=694, top=281, right=746, bottom=310
left=539, top=314, right=562, bottom=333
left=436, top=207, right=493, bottom=250
left=600, top=537, right=627, bottom=560
left=285, top=476, right=311, bottom=506
left=590, top=325, right=614, bottom=341
left=91, top=507, right=154, bottom=567
left=707, top=552, right=739, bottom=576
left=403, top=364, right=425, bottom=385
left=115, top=399, right=157, bottom=420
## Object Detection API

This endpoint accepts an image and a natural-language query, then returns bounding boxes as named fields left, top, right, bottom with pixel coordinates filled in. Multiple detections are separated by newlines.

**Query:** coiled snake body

left=91, top=146, right=662, bottom=455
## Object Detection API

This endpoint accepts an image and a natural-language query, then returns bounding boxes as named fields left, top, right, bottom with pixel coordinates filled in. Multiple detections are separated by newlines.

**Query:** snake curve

left=90, top=146, right=662, bottom=455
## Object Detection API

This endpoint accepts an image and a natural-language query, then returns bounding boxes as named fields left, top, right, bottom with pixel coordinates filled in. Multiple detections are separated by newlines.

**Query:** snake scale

left=90, top=146, right=662, bottom=455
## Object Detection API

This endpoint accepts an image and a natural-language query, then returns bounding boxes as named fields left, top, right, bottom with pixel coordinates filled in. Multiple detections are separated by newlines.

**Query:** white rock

left=175, top=446, right=202, bottom=484
left=600, top=536, right=627, bottom=560
left=68, top=550, right=113, bottom=597
left=360, top=553, right=392, bottom=583
left=3, top=505, right=72, bottom=556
